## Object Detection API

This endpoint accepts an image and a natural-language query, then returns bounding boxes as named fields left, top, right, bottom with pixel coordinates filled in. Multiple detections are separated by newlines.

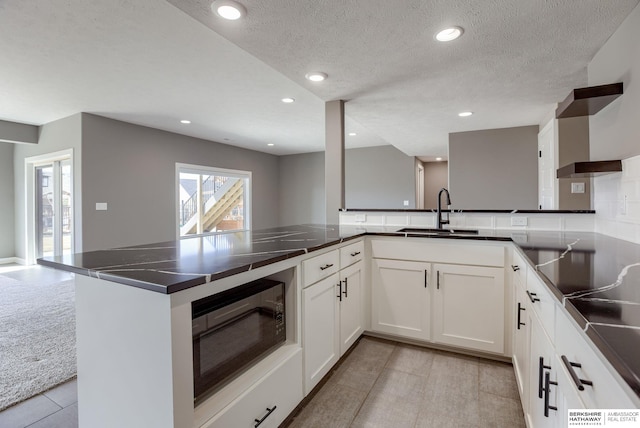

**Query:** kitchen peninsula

left=39, top=223, right=640, bottom=427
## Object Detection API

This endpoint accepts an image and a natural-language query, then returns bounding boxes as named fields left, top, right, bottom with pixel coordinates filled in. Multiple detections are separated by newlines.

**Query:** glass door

left=35, top=159, right=73, bottom=258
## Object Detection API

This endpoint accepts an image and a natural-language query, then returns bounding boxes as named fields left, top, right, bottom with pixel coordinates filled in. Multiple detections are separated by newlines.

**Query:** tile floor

left=0, top=379, right=78, bottom=428
left=284, top=336, right=526, bottom=428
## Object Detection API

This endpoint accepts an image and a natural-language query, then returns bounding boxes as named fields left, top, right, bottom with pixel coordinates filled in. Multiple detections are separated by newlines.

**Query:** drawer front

left=510, top=250, right=528, bottom=287
left=302, top=250, right=340, bottom=287
left=340, top=240, right=364, bottom=268
left=371, top=239, right=504, bottom=267
left=555, top=309, right=636, bottom=409
left=203, top=349, right=303, bottom=428
left=526, top=269, right=556, bottom=342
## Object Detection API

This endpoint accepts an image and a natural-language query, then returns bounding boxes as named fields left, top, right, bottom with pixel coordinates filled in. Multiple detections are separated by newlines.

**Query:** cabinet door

left=302, top=273, right=340, bottom=395
left=432, top=264, right=505, bottom=354
left=528, top=312, right=560, bottom=428
left=513, top=281, right=531, bottom=412
left=339, top=261, right=363, bottom=355
left=555, top=354, right=586, bottom=428
left=371, top=259, right=430, bottom=341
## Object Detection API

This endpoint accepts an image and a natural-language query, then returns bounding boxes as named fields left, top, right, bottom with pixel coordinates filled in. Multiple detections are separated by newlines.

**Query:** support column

left=325, top=100, right=345, bottom=224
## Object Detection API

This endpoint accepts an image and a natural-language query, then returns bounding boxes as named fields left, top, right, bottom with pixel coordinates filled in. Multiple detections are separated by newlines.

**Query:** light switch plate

left=96, top=202, right=108, bottom=211
left=571, top=182, right=585, bottom=194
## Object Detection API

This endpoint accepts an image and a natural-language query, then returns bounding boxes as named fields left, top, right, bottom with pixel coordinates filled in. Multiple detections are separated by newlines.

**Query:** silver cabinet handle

left=320, top=263, right=334, bottom=271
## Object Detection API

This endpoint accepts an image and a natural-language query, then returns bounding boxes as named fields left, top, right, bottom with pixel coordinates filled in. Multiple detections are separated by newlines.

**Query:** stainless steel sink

left=396, top=227, right=479, bottom=235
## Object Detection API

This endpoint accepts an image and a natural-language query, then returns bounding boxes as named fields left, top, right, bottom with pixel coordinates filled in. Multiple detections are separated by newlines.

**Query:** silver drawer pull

left=320, top=263, right=334, bottom=271
left=511, top=265, right=520, bottom=271
left=561, top=355, right=593, bottom=391
left=350, top=251, right=361, bottom=257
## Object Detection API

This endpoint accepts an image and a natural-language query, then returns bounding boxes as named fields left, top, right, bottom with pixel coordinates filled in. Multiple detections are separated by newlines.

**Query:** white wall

left=589, top=3, right=640, bottom=243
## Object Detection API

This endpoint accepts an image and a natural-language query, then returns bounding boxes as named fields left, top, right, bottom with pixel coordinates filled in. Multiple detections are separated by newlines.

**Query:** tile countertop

left=37, top=224, right=640, bottom=399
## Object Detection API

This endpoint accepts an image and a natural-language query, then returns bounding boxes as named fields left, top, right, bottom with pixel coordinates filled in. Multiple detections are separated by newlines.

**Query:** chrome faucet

left=437, top=188, right=452, bottom=229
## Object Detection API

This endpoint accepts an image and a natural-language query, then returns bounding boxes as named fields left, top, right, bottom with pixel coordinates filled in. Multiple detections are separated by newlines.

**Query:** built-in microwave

left=192, top=278, right=285, bottom=403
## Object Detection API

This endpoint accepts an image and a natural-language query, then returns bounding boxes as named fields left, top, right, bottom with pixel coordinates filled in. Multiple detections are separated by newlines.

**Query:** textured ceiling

left=1, top=0, right=638, bottom=157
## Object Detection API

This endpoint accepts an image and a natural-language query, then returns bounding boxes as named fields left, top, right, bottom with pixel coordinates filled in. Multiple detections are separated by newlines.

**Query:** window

left=176, top=164, right=251, bottom=237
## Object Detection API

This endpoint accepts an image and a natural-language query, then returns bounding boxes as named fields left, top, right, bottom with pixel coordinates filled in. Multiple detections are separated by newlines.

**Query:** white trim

left=0, top=257, right=26, bottom=265
left=25, top=149, right=74, bottom=265
left=175, top=163, right=252, bottom=239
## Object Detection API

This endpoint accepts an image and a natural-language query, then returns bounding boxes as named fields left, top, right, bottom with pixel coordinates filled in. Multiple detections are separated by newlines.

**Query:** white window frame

left=175, top=163, right=252, bottom=239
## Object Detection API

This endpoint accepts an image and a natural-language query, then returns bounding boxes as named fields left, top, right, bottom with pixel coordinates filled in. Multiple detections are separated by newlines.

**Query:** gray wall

left=449, top=126, right=539, bottom=210
left=278, top=152, right=325, bottom=226
left=588, top=3, right=640, bottom=161
left=0, top=142, right=15, bottom=258
left=14, top=114, right=83, bottom=261
left=345, top=145, right=416, bottom=209
left=81, top=114, right=280, bottom=251
left=423, top=161, right=449, bottom=209
left=557, top=117, right=591, bottom=210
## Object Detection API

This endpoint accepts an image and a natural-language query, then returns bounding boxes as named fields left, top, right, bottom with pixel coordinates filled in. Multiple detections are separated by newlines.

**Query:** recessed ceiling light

left=348, top=132, right=357, bottom=136
left=458, top=111, right=473, bottom=117
left=267, top=143, right=275, bottom=146
left=436, top=157, right=443, bottom=161
left=281, top=97, right=295, bottom=103
left=435, top=26, right=464, bottom=42
left=180, top=120, right=191, bottom=124
left=211, top=0, right=246, bottom=20
left=305, top=72, right=327, bottom=82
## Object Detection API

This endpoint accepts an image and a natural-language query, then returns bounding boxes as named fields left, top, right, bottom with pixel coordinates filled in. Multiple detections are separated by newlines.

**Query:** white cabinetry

left=302, top=240, right=365, bottom=395
left=371, top=259, right=431, bottom=341
left=432, top=264, right=505, bottom=354
left=370, top=238, right=507, bottom=356
left=339, top=261, right=364, bottom=354
left=302, top=272, right=340, bottom=394
left=512, top=262, right=531, bottom=411
left=203, top=350, right=303, bottom=428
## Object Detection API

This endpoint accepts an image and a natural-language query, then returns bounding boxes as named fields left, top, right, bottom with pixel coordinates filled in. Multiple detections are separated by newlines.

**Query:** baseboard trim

left=0, top=257, right=26, bottom=265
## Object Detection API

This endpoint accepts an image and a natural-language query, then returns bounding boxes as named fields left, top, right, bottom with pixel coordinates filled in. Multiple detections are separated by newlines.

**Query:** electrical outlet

left=403, top=200, right=409, bottom=207
left=96, top=202, right=108, bottom=211
left=621, top=195, right=628, bottom=215
left=511, top=216, right=528, bottom=226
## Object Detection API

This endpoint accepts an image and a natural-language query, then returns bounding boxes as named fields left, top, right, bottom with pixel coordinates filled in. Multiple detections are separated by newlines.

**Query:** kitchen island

left=39, top=224, right=640, bottom=427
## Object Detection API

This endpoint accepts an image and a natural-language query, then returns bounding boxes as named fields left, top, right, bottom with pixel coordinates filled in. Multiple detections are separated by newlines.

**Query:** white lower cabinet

left=513, top=276, right=531, bottom=411
left=303, top=260, right=364, bottom=394
left=432, top=263, right=505, bottom=354
left=527, top=311, right=561, bottom=428
left=339, top=261, right=364, bottom=355
left=203, top=349, right=302, bottom=428
left=371, top=258, right=431, bottom=341
left=302, top=273, right=340, bottom=394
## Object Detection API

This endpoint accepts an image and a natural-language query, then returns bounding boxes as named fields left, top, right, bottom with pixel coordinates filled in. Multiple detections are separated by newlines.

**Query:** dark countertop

left=38, top=224, right=640, bottom=400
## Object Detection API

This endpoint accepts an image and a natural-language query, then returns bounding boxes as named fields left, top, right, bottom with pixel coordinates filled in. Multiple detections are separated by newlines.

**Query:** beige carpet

left=0, top=274, right=76, bottom=411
